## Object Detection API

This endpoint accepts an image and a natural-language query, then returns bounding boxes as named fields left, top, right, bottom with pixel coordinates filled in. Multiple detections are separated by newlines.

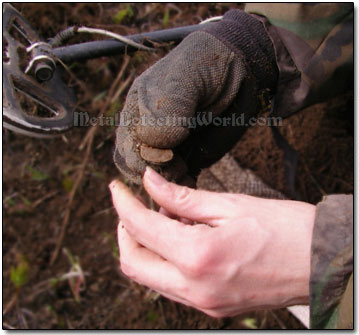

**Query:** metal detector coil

left=3, top=4, right=76, bottom=137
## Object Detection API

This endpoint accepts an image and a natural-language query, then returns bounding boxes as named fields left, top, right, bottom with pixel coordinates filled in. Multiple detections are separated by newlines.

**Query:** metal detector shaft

left=53, top=24, right=201, bottom=63
left=3, top=1, right=210, bottom=137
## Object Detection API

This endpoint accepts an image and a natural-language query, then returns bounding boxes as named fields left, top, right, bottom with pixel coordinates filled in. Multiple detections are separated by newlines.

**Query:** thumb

left=134, top=31, right=243, bottom=149
left=143, top=167, right=231, bottom=225
left=133, top=49, right=198, bottom=148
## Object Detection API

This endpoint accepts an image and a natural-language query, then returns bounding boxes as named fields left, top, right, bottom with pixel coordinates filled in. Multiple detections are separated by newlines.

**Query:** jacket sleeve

left=245, top=3, right=353, bottom=117
left=241, top=5, right=353, bottom=328
left=309, top=195, right=353, bottom=329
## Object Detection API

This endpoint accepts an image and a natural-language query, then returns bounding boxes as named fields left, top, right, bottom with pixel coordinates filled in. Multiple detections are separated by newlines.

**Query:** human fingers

left=117, top=224, right=187, bottom=295
left=110, top=180, right=212, bottom=270
left=143, top=167, right=235, bottom=225
left=159, top=207, right=193, bottom=225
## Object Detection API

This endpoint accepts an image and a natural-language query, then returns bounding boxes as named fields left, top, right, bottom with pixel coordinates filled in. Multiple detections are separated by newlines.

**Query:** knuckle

left=204, top=310, right=227, bottom=319
left=183, top=258, right=202, bottom=277
left=182, top=240, right=214, bottom=277
left=172, top=185, right=194, bottom=208
left=194, top=293, right=220, bottom=310
left=120, top=260, right=136, bottom=279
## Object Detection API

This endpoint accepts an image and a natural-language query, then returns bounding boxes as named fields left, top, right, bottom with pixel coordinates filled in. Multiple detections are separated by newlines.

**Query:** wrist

left=244, top=196, right=316, bottom=308
left=280, top=201, right=315, bottom=306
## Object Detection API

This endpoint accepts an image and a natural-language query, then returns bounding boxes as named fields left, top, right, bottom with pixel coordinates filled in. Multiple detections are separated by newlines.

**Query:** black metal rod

left=53, top=24, right=202, bottom=63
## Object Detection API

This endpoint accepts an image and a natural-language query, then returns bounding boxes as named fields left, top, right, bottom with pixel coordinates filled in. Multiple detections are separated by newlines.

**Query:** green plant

left=26, top=165, right=49, bottom=181
left=62, top=176, right=74, bottom=193
left=103, top=232, right=119, bottom=259
left=10, top=254, right=29, bottom=290
left=147, top=310, right=159, bottom=322
left=162, top=8, right=170, bottom=28
left=91, top=170, right=105, bottom=179
left=113, top=4, right=134, bottom=24
left=62, top=248, right=86, bottom=303
left=93, top=90, right=107, bottom=102
left=106, top=100, right=122, bottom=118
left=242, top=317, right=258, bottom=329
left=4, top=254, right=30, bottom=315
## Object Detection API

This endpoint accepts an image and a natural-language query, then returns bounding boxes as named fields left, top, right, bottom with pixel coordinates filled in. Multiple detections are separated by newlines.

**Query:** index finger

left=109, top=180, right=211, bottom=268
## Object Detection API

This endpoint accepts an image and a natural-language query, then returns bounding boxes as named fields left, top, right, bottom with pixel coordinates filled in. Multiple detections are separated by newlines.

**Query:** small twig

left=158, top=299, right=168, bottom=327
left=61, top=134, right=69, bottom=144
left=21, top=308, right=35, bottom=319
left=95, top=132, right=113, bottom=150
left=3, top=292, right=18, bottom=316
left=259, top=310, right=268, bottom=329
left=137, top=3, right=160, bottom=20
left=268, top=310, right=286, bottom=329
left=32, top=190, right=58, bottom=208
left=110, top=71, right=134, bottom=104
left=302, top=160, right=327, bottom=196
left=167, top=3, right=182, bottom=14
left=91, top=207, right=114, bottom=218
left=3, top=192, right=18, bottom=203
left=59, top=271, right=89, bottom=281
left=331, top=176, right=353, bottom=190
left=54, top=56, right=88, bottom=93
left=17, top=307, right=29, bottom=329
left=78, top=70, right=134, bottom=152
left=3, top=322, right=16, bottom=330
left=108, top=56, right=131, bottom=99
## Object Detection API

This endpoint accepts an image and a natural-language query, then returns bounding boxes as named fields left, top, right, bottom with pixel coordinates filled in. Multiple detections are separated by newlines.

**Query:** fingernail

left=109, top=179, right=125, bottom=191
left=109, top=180, right=118, bottom=190
left=145, top=166, right=167, bottom=187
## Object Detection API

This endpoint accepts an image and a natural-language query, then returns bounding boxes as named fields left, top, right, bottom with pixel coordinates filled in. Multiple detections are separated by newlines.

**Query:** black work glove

left=114, top=10, right=278, bottom=184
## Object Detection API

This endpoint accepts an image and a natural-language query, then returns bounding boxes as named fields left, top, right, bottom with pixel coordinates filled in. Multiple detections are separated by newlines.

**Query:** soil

left=3, top=3, right=353, bottom=330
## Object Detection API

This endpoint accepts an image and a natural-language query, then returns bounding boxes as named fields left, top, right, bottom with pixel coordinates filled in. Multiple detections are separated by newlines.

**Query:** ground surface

left=3, top=3, right=353, bottom=330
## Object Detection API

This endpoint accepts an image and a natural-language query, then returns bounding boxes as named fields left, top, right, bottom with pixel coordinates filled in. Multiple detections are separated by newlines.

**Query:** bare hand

left=109, top=167, right=315, bottom=318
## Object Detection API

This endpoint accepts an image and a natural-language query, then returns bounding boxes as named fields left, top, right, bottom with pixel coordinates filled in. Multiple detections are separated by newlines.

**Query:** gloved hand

left=114, top=10, right=278, bottom=184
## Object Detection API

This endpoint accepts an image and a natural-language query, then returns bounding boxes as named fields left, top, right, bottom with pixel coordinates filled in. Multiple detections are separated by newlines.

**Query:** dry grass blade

left=32, top=190, right=59, bottom=208
left=55, top=56, right=88, bottom=93
left=50, top=56, right=135, bottom=265
left=268, top=310, right=287, bottom=329
left=302, top=159, right=327, bottom=196
left=78, top=56, right=131, bottom=151
left=3, top=322, right=16, bottom=330
left=50, top=136, right=93, bottom=266
left=110, top=72, right=134, bottom=104
left=3, top=293, right=18, bottom=316
left=77, top=70, right=134, bottom=152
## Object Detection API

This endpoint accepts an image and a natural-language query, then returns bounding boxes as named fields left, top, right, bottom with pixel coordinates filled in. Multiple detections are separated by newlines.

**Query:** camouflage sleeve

left=245, top=3, right=353, bottom=117
left=310, top=195, right=353, bottom=329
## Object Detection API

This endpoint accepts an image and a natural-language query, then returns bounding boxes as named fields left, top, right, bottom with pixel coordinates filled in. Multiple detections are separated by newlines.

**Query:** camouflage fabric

left=197, top=153, right=287, bottom=199
left=245, top=3, right=353, bottom=117
left=337, top=274, right=353, bottom=329
left=243, top=5, right=354, bottom=329
left=310, top=195, right=353, bottom=329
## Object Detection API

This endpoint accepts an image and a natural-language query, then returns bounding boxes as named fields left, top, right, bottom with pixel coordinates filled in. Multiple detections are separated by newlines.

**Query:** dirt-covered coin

left=140, top=144, right=174, bottom=165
